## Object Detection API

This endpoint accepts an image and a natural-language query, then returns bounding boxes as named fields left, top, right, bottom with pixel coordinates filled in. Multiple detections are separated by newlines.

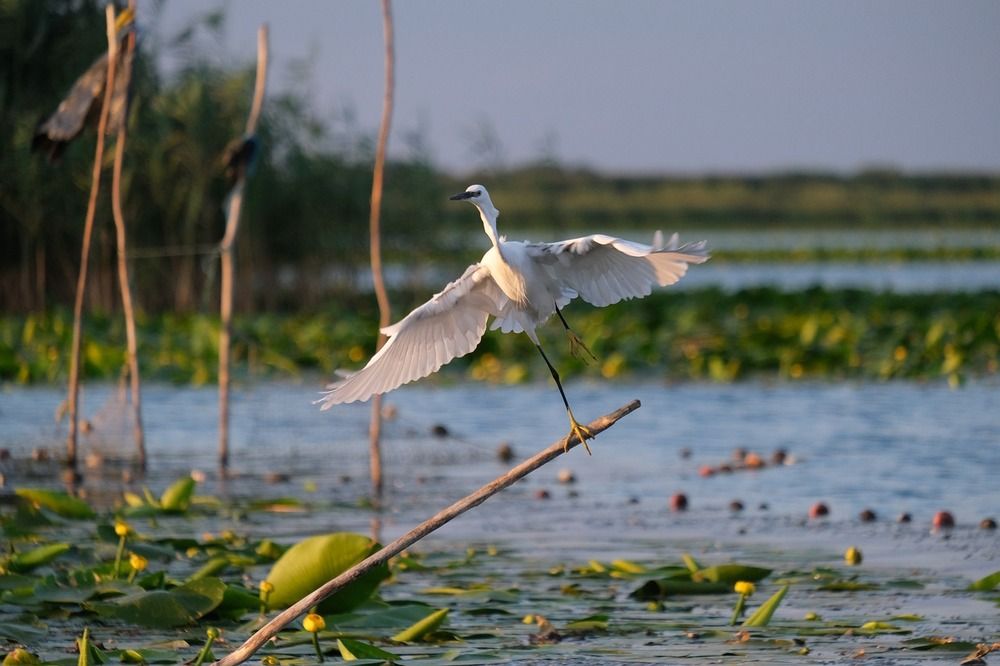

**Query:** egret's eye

left=472, top=190, right=482, bottom=197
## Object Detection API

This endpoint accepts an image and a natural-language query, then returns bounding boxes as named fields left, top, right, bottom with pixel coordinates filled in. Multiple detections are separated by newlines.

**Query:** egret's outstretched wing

left=317, top=264, right=503, bottom=407
left=527, top=234, right=709, bottom=307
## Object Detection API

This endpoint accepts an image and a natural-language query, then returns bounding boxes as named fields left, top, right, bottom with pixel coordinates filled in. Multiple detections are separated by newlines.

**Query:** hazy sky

left=145, top=1, right=1000, bottom=174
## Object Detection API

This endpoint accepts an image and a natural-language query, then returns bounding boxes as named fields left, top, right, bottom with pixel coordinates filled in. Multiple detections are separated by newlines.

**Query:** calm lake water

left=2, top=379, right=998, bottom=662
left=2, top=380, right=997, bottom=561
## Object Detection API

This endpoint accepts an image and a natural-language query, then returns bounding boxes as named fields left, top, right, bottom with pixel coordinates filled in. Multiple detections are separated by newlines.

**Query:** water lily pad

left=818, top=580, right=878, bottom=591
left=8, top=543, right=71, bottom=572
left=337, top=637, right=400, bottom=662
left=693, top=564, right=771, bottom=584
left=159, top=477, right=196, bottom=513
left=87, top=577, right=225, bottom=628
left=0, top=621, right=48, bottom=646
left=742, top=584, right=788, bottom=627
left=14, top=489, right=94, bottom=520
left=968, top=570, right=1000, bottom=592
left=902, top=636, right=981, bottom=651
left=565, top=614, right=609, bottom=631
left=631, top=578, right=730, bottom=600
left=392, top=608, right=449, bottom=642
left=263, top=533, right=388, bottom=613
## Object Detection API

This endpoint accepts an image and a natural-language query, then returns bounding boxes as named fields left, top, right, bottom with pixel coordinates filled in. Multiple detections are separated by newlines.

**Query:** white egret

left=318, top=184, right=709, bottom=452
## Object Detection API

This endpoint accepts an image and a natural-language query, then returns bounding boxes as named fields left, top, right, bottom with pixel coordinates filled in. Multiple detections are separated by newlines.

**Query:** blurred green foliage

left=3, top=288, right=997, bottom=386
left=2, top=2, right=999, bottom=316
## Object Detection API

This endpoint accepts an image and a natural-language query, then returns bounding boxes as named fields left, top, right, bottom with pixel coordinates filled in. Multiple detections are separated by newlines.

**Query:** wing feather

left=526, top=234, right=708, bottom=308
left=317, top=264, right=503, bottom=407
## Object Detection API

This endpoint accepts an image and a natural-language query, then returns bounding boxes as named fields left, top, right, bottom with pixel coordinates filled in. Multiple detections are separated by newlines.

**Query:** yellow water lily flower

left=303, top=613, right=326, bottom=633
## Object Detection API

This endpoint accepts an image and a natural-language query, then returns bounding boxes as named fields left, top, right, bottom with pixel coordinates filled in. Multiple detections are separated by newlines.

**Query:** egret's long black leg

left=555, top=305, right=597, bottom=363
left=536, top=344, right=594, bottom=454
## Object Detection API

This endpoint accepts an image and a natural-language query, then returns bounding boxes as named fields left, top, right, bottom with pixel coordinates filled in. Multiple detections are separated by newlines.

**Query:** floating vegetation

left=1, top=479, right=995, bottom=663
left=3, top=287, right=998, bottom=386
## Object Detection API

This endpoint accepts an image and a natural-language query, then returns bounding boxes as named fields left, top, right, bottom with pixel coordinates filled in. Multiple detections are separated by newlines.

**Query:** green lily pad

left=0, top=622, right=48, bottom=646
left=0, top=574, right=37, bottom=591
left=902, top=636, right=981, bottom=651
left=8, top=543, right=71, bottom=572
left=159, top=477, right=196, bottom=513
left=391, top=608, right=449, bottom=642
left=968, top=570, right=1000, bottom=591
left=263, top=533, right=388, bottom=613
left=337, top=637, right=400, bottom=662
left=14, top=489, right=94, bottom=520
left=819, top=580, right=878, bottom=591
left=87, top=577, right=225, bottom=628
left=631, top=578, right=730, bottom=600
left=742, top=584, right=789, bottom=627
left=694, top=564, right=771, bottom=584
left=565, top=613, right=609, bottom=631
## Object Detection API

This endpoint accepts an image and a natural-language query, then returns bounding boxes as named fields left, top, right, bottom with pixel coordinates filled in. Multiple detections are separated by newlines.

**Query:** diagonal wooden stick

left=212, top=399, right=641, bottom=665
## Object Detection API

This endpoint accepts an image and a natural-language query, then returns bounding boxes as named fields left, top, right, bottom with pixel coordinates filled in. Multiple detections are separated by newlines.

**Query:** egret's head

left=449, top=184, right=490, bottom=204
left=449, top=184, right=498, bottom=222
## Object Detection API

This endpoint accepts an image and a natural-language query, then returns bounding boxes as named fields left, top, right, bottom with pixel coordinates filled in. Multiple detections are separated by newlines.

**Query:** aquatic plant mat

left=3, top=492, right=997, bottom=662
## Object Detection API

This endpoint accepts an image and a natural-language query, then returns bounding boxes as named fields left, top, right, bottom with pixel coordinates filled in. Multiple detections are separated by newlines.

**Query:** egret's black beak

left=449, top=191, right=475, bottom=200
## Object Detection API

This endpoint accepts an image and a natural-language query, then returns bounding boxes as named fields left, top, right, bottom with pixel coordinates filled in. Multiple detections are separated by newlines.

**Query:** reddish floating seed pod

left=858, top=508, right=877, bottom=523
left=669, top=492, right=689, bottom=512
left=979, top=517, right=997, bottom=530
left=809, top=502, right=830, bottom=519
left=897, top=512, right=912, bottom=523
left=698, top=465, right=715, bottom=477
left=932, top=510, right=955, bottom=529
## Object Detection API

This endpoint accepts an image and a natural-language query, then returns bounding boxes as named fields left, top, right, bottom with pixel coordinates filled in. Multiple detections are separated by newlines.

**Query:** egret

left=318, top=184, right=709, bottom=452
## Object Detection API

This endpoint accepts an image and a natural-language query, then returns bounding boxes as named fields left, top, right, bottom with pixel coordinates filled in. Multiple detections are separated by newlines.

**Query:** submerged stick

left=212, top=399, right=641, bottom=666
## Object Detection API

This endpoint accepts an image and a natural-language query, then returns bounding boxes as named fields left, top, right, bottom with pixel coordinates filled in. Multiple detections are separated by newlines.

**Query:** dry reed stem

left=110, top=0, right=144, bottom=471
left=367, top=0, right=395, bottom=500
left=66, top=4, right=119, bottom=473
left=212, top=399, right=641, bottom=665
left=218, top=25, right=268, bottom=470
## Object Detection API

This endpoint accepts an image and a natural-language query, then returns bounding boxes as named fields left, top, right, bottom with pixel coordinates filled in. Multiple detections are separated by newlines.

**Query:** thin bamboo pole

left=213, top=399, right=641, bottom=666
left=367, top=0, right=396, bottom=501
left=218, top=25, right=268, bottom=471
left=110, top=0, right=144, bottom=472
left=66, top=4, right=119, bottom=474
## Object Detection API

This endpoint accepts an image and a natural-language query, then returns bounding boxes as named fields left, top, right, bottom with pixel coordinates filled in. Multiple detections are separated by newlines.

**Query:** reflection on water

left=2, top=380, right=997, bottom=550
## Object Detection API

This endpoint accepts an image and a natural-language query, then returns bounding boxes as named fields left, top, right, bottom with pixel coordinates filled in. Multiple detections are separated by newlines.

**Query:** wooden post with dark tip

left=211, top=400, right=641, bottom=666
left=218, top=25, right=268, bottom=472
left=66, top=3, right=119, bottom=476
left=110, top=0, right=145, bottom=472
left=367, top=0, right=395, bottom=501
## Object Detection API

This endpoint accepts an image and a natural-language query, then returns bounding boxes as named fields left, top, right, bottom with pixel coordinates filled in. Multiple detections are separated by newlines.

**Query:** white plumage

left=318, top=184, right=708, bottom=411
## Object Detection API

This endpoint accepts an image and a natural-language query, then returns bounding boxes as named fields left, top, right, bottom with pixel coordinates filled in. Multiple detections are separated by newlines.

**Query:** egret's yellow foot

left=565, top=413, right=594, bottom=455
left=567, top=331, right=597, bottom=363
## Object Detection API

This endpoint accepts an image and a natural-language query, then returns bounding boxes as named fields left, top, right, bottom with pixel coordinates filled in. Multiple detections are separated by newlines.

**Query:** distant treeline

left=3, top=1, right=999, bottom=315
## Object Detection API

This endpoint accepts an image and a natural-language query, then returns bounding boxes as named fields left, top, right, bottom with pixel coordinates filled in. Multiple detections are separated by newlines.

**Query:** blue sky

left=146, top=0, right=1000, bottom=174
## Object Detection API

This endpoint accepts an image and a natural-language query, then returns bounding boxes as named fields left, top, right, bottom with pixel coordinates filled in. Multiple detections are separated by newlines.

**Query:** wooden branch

left=66, top=4, right=119, bottom=473
left=219, top=25, right=269, bottom=470
left=367, top=0, right=395, bottom=499
left=212, top=399, right=641, bottom=666
left=110, top=0, right=144, bottom=472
